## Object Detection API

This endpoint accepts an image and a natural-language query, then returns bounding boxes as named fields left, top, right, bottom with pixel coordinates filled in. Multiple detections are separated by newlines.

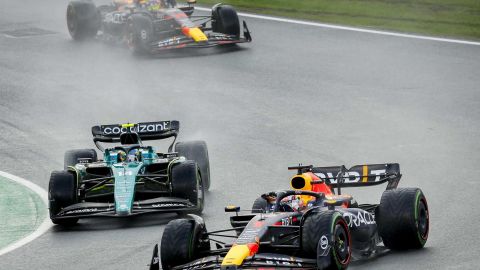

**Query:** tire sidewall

left=49, top=170, right=79, bottom=225
left=171, top=161, right=203, bottom=213
left=127, top=14, right=154, bottom=55
left=66, top=1, right=99, bottom=40
left=175, top=141, right=210, bottom=190
left=302, top=211, right=351, bottom=269
left=251, top=197, right=271, bottom=213
left=377, top=188, right=429, bottom=250
left=160, top=218, right=208, bottom=269
left=212, top=5, right=240, bottom=36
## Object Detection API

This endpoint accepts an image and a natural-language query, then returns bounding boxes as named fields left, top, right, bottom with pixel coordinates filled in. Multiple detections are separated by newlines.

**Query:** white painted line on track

left=196, top=7, right=480, bottom=46
left=0, top=171, right=52, bottom=257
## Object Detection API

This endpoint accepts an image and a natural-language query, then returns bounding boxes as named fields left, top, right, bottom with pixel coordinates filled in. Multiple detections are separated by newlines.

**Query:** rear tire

left=302, top=211, right=351, bottom=269
left=66, top=0, right=100, bottom=41
left=171, top=161, right=204, bottom=214
left=175, top=141, right=210, bottom=190
left=49, top=171, right=79, bottom=226
left=64, top=149, right=97, bottom=169
left=211, top=4, right=240, bottom=37
left=160, top=218, right=209, bottom=270
left=377, top=188, right=429, bottom=250
left=127, top=14, right=154, bottom=55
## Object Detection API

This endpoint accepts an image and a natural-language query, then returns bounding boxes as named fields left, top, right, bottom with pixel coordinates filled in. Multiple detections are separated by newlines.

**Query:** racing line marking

left=0, top=171, right=52, bottom=257
left=196, top=7, right=480, bottom=46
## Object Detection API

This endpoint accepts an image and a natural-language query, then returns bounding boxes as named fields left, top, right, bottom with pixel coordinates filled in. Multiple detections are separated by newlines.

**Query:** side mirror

left=225, top=205, right=240, bottom=212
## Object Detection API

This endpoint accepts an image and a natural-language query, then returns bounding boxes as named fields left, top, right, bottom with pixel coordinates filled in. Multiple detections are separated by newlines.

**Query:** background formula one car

left=151, top=163, right=429, bottom=270
left=48, top=121, right=210, bottom=226
left=66, top=0, right=252, bottom=54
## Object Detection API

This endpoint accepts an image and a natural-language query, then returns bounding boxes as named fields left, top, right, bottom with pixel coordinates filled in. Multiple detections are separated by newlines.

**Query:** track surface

left=1, top=0, right=480, bottom=269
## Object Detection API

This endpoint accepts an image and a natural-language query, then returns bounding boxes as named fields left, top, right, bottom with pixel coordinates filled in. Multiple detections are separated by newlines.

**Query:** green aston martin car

left=48, top=120, right=209, bottom=226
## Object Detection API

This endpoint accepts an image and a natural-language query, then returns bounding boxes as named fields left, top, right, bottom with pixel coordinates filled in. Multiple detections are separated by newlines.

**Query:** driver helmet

left=117, top=150, right=127, bottom=163
left=127, top=148, right=140, bottom=162
left=281, top=195, right=307, bottom=211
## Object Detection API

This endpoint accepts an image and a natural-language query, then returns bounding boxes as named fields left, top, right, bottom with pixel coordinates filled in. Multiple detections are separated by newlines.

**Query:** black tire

left=66, top=0, right=100, bottom=41
left=175, top=141, right=210, bottom=190
left=251, top=197, right=270, bottom=213
left=64, top=149, right=97, bottom=169
left=302, top=211, right=351, bottom=270
left=211, top=5, right=240, bottom=36
left=48, top=171, right=79, bottom=226
left=377, top=188, right=429, bottom=250
left=160, top=218, right=209, bottom=270
left=127, top=14, right=154, bottom=55
left=171, top=161, right=204, bottom=214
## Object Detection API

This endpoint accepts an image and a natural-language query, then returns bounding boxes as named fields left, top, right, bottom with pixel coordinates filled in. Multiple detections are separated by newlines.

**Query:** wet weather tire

left=251, top=197, right=270, bottom=213
left=302, top=211, right=351, bottom=269
left=66, top=0, right=100, bottom=40
left=175, top=140, right=210, bottom=190
left=171, top=161, right=204, bottom=214
left=127, top=14, right=154, bottom=55
left=64, top=149, right=97, bottom=169
left=377, top=188, right=429, bottom=250
left=211, top=5, right=240, bottom=36
left=49, top=171, right=78, bottom=226
left=160, top=218, right=209, bottom=270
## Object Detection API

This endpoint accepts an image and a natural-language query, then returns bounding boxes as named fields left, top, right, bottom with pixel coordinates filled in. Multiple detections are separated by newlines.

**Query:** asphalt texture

left=1, top=0, right=480, bottom=269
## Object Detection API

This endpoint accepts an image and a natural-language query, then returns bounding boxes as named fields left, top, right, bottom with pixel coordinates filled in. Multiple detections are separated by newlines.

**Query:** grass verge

left=199, top=0, right=480, bottom=41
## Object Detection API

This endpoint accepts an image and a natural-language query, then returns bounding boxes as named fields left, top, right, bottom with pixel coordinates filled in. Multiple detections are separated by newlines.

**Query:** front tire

left=171, top=161, right=204, bottom=214
left=377, top=188, right=429, bottom=250
left=49, top=171, right=79, bottom=226
left=127, top=14, right=154, bottom=55
left=211, top=4, right=240, bottom=37
left=66, top=0, right=100, bottom=41
left=160, top=218, right=209, bottom=270
left=302, top=211, right=351, bottom=270
left=175, top=141, right=210, bottom=190
left=251, top=197, right=270, bottom=213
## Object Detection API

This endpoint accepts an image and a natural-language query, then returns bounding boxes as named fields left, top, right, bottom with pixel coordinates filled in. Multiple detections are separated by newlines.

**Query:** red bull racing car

left=66, top=0, right=251, bottom=54
left=150, top=163, right=429, bottom=269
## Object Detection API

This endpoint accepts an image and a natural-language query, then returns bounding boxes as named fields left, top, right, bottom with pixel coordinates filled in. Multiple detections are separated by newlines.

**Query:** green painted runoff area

left=200, top=0, right=480, bottom=40
left=0, top=176, right=46, bottom=250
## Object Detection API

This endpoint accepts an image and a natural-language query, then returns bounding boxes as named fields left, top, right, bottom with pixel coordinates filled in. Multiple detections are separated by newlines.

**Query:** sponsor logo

left=104, top=12, right=126, bottom=24
left=163, top=153, right=178, bottom=158
left=102, top=122, right=169, bottom=135
left=320, top=235, right=328, bottom=249
left=77, top=158, right=92, bottom=164
left=209, top=34, right=234, bottom=41
left=343, top=211, right=376, bottom=228
left=141, top=30, right=147, bottom=40
left=264, top=256, right=303, bottom=266
left=181, top=262, right=208, bottom=270
left=151, top=203, right=186, bottom=208
left=158, top=37, right=181, bottom=47
left=315, top=169, right=386, bottom=184
left=278, top=216, right=298, bottom=226
left=117, top=171, right=133, bottom=176
left=237, top=228, right=260, bottom=244
left=65, top=208, right=98, bottom=215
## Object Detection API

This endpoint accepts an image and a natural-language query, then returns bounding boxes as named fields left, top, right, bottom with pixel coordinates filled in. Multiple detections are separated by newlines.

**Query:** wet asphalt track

left=1, top=0, right=480, bottom=269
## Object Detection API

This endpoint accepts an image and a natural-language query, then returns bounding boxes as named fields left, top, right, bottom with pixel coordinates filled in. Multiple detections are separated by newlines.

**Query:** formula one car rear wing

left=91, top=120, right=179, bottom=150
left=289, top=163, right=401, bottom=192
